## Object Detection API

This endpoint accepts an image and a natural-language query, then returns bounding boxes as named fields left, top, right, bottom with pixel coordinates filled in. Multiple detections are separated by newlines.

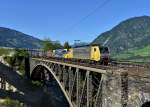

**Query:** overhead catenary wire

left=64, top=0, right=113, bottom=32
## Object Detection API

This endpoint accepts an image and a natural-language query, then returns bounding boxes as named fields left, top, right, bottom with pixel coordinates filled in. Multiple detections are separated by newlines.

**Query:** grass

left=0, top=48, right=14, bottom=56
left=128, top=45, right=150, bottom=56
left=113, top=45, right=150, bottom=63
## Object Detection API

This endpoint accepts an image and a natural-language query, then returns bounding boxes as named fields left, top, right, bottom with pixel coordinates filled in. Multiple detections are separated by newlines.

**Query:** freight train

left=63, top=44, right=110, bottom=65
left=30, top=44, right=110, bottom=65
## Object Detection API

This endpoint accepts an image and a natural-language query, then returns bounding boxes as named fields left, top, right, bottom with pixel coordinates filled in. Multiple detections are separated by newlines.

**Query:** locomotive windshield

left=100, top=47, right=109, bottom=53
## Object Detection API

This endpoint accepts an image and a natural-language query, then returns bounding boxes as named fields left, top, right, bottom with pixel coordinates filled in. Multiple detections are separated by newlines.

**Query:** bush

left=0, top=97, right=22, bottom=107
left=4, top=49, right=30, bottom=76
left=32, top=81, right=43, bottom=88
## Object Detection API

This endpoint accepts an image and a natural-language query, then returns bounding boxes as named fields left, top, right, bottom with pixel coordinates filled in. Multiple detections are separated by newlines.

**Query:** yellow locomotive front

left=90, top=45, right=110, bottom=64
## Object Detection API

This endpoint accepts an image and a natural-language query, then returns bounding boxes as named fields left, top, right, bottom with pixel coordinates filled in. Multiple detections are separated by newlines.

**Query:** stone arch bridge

left=29, top=58, right=150, bottom=107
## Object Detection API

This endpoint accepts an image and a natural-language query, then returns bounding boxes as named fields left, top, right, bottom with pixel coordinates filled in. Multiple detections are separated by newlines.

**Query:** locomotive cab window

left=100, top=47, right=109, bottom=53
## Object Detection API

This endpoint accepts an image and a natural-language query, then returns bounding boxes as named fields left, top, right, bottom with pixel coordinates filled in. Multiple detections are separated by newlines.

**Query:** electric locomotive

left=64, top=44, right=110, bottom=65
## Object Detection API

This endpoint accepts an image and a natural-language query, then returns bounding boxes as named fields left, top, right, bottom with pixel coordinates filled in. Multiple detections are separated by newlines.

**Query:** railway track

left=33, top=56, right=150, bottom=73
left=110, top=60, right=150, bottom=67
left=110, top=61, right=150, bottom=69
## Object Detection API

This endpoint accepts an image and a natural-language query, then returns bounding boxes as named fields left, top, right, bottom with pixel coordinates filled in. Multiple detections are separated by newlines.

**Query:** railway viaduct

left=29, top=57, right=150, bottom=107
left=0, top=52, right=150, bottom=107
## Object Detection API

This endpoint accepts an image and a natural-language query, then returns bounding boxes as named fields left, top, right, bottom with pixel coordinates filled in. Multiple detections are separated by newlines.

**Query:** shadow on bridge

left=141, top=102, right=150, bottom=107
left=0, top=62, right=55, bottom=107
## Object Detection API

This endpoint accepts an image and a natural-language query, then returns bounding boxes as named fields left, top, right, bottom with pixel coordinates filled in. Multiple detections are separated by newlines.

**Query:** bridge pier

left=25, top=57, right=30, bottom=79
left=127, top=76, right=150, bottom=107
left=101, top=71, right=123, bottom=107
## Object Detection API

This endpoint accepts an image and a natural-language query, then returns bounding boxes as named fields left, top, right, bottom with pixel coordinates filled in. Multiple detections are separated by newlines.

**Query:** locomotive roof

left=72, top=44, right=89, bottom=48
left=72, top=43, right=104, bottom=48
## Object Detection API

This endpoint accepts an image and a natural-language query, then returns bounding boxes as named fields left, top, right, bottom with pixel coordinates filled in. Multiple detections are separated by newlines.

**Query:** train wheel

left=99, top=60, right=104, bottom=65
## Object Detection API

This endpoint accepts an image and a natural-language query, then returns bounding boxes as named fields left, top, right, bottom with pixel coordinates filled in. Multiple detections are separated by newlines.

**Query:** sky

left=0, top=0, right=150, bottom=44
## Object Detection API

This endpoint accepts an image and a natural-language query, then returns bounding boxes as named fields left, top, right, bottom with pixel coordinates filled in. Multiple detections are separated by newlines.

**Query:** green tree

left=42, top=38, right=54, bottom=51
left=64, top=41, right=71, bottom=50
left=53, top=40, right=63, bottom=49
left=42, top=38, right=63, bottom=50
left=14, top=49, right=29, bottom=58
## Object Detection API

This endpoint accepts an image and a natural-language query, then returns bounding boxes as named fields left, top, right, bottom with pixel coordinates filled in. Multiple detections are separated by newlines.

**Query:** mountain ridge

left=0, top=27, right=42, bottom=49
left=92, top=16, right=150, bottom=62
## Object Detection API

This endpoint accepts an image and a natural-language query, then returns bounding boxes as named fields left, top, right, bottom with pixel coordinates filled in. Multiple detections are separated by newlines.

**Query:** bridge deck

left=33, top=58, right=150, bottom=78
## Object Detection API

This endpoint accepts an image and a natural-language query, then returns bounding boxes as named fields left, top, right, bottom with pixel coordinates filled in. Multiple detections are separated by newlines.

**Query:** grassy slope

left=114, top=45, right=150, bottom=63
left=0, top=48, right=13, bottom=56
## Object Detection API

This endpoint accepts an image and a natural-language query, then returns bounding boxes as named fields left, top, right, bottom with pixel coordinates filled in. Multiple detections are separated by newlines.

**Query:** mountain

left=92, top=16, right=150, bottom=62
left=0, top=27, right=42, bottom=49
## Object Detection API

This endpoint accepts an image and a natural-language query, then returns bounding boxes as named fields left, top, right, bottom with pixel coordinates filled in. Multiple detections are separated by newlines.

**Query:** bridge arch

left=31, top=63, right=73, bottom=107
left=141, top=101, right=150, bottom=107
